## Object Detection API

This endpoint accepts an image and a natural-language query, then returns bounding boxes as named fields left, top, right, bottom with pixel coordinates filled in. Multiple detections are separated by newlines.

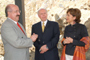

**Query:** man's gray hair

left=37, top=8, right=47, bottom=14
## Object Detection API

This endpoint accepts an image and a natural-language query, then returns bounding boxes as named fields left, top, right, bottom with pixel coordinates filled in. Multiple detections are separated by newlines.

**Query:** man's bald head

left=37, top=8, right=47, bottom=21
left=5, top=4, right=20, bottom=22
left=5, top=4, right=18, bottom=17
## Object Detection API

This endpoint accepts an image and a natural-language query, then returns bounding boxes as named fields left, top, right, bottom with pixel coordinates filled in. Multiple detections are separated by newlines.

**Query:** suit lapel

left=38, top=22, right=43, bottom=34
left=7, top=18, right=25, bottom=36
left=38, top=21, right=50, bottom=34
left=44, top=20, right=50, bottom=33
left=18, top=23, right=27, bottom=36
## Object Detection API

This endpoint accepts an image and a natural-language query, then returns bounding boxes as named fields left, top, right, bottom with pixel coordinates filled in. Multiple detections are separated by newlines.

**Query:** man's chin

left=17, top=17, right=19, bottom=20
left=16, top=18, right=19, bottom=22
left=42, top=19, right=47, bottom=21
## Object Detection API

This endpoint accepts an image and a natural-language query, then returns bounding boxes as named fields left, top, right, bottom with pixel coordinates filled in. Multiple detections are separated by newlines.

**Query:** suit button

left=43, top=42, right=44, bottom=43
left=74, top=36, right=75, bottom=37
left=38, top=40, right=40, bottom=41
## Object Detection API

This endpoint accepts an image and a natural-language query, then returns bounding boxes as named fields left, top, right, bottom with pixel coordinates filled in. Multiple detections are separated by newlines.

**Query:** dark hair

left=5, top=6, right=8, bottom=17
left=67, top=8, right=81, bottom=23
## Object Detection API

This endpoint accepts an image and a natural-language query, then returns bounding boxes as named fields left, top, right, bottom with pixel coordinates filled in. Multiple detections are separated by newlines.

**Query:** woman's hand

left=63, top=37, right=73, bottom=44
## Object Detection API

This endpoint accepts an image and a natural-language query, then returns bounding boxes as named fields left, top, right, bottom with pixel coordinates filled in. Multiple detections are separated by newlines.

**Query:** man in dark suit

left=31, top=8, right=60, bottom=60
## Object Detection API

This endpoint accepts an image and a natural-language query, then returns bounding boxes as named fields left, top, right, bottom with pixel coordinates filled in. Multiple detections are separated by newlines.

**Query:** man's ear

left=7, top=11, right=11, bottom=17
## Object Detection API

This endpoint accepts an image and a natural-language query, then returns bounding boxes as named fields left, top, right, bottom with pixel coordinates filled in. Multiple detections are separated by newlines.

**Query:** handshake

left=30, top=33, right=38, bottom=42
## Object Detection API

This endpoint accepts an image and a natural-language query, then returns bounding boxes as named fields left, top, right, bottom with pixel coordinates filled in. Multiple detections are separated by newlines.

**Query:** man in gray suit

left=1, top=4, right=38, bottom=60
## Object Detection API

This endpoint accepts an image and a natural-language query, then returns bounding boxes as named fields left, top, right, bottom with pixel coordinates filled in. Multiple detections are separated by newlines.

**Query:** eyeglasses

left=14, top=10, right=21, bottom=13
left=8, top=10, right=21, bottom=13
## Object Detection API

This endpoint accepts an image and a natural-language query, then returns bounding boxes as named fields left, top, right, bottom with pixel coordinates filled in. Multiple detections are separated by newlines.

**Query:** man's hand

left=30, top=33, right=38, bottom=42
left=40, top=45, right=49, bottom=54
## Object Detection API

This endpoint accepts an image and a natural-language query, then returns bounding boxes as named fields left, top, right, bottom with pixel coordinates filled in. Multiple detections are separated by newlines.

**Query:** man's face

left=38, top=9, right=47, bottom=21
left=8, top=5, right=20, bottom=22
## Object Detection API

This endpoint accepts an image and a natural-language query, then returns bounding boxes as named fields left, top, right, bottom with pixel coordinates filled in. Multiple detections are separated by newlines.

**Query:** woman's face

left=66, top=12, right=76, bottom=23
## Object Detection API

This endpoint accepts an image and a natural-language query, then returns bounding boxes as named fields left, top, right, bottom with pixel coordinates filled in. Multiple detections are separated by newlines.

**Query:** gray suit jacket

left=1, top=18, right=33, bottom=60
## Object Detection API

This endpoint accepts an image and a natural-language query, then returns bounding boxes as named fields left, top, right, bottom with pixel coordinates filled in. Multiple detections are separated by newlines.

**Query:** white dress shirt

left=8, top=17, right=17, bottom=24
left=41, top=20, right=48, bottom=27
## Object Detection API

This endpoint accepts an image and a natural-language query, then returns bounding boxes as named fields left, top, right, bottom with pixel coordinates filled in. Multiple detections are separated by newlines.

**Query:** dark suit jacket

left=32, top=20, right=60, bottom=60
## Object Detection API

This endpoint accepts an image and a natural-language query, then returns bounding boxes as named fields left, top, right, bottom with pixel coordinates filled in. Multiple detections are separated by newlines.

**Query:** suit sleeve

left=62, top=27, right=67, bottom=45
left=72, top=25, right=88, bottom=46
left=1, top=25, right=33, bottom=49
left=46, top=23, right=60, bottom=50
left=32, top=25, right=41, bottom=50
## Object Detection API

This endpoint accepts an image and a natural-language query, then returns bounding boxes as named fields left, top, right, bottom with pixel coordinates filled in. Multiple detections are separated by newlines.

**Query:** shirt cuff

left=46, top=45, right=49, bottom=49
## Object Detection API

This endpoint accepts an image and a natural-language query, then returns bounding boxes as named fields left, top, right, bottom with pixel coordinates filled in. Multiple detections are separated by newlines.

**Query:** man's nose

left=18, top=12, right=20, bottom=15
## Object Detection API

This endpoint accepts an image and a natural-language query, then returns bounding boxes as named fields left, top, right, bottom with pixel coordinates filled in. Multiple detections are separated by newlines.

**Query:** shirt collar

left=41, top=20, right=48, bottom=26
left=70, top=23, right=77, bottom=27
left=7, top=17, right=17, bottom=24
